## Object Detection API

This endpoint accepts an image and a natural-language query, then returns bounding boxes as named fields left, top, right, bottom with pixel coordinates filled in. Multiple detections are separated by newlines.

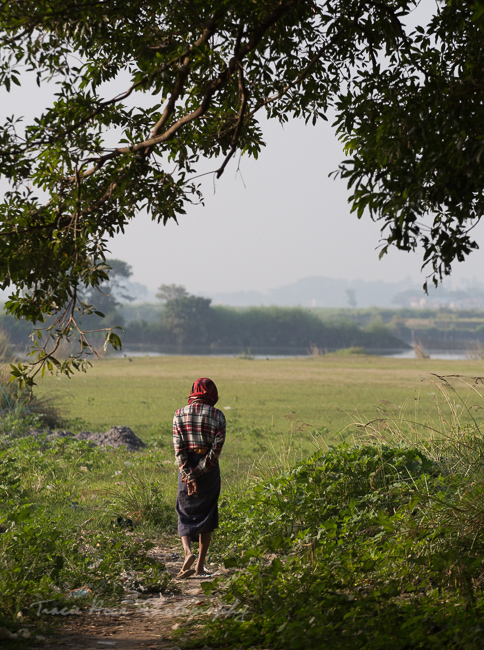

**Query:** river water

left=115, top=349, right=476, bottom=361
left=386, top=349, right=474, bottom=361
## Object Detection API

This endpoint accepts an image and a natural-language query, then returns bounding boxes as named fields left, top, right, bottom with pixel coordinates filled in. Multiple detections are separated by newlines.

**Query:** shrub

left=200, top=425, right=484, bottom=649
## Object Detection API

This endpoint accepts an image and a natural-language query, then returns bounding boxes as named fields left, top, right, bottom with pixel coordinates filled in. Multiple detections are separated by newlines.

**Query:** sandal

left=180, top=553, right=195, bottom=572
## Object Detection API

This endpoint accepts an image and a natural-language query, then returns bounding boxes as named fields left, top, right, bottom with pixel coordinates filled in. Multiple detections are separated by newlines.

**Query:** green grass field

left=33, top=353, right=484, bottom=489
left=37, top=352, right=484, bottom=440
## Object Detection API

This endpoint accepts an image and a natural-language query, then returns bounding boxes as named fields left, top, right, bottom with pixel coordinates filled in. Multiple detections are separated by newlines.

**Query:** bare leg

left=180, top=536, right=195, bottom=572
left=195, top=532, right=211, bottom=574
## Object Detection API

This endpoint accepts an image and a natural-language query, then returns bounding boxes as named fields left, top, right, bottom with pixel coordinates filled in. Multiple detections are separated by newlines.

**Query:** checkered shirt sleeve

left=173, top=403, right=226, bottom=481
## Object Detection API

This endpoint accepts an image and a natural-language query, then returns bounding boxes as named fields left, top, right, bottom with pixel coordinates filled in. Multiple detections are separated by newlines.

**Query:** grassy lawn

left=37, top=352, right=484, bottom=439
left=33, top=353, right=484, bottom=489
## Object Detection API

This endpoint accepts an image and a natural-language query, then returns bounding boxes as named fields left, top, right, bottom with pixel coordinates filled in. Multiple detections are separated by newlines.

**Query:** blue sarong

left=176, top=451, right=220, bottom=541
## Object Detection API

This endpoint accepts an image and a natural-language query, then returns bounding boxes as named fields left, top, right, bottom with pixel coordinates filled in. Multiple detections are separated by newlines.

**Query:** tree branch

left=149, top=13, right=222, bottom=139
left=216, top=61, right=248, bottom=179
left=70, top=1, right=300, bottom=188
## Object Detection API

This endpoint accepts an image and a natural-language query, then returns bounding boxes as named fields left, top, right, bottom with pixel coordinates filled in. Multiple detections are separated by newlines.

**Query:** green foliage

left=161, top=294, right=214, bottom=346
left=0, top=501, right=171, bottom=619
left=0, top=411, right=43, bottom=439
left=215, top=444, right=439, bottom=553
left=197, top=433, right=484, bottom=649
left=122, top=293, right=405, bottom=353
left=0, top=360, right=65, bottom=432
left=0, top=434, right=176, bottom=628
left=335, top=1, right=484, bottom=286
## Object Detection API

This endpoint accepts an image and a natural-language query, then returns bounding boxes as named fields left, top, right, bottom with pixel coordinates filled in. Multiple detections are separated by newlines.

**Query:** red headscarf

left=188, top=377, right=219, bottom=406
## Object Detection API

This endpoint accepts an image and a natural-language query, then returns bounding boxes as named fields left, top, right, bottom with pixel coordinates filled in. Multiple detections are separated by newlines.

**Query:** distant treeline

left=309, top=307, right=484, bottom=351
left=120, top=298, right=405, bottom=354
left=0, top=299, right=406, bottom=355
left=6, top=297, right=484, bottom=356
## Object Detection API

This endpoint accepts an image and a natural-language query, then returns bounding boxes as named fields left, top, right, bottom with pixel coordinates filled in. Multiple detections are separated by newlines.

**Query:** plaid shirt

left=173, top=402, right=226, bottom=481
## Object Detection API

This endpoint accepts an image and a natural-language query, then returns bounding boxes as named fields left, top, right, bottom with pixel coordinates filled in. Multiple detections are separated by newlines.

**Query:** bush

left=198, top=433, right=484, bottom=650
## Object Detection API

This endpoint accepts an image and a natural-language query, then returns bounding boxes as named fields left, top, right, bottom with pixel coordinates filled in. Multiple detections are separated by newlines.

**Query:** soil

left=28, top=426, right=147, bottom=452
left=27, top=541, right=229, bottom=650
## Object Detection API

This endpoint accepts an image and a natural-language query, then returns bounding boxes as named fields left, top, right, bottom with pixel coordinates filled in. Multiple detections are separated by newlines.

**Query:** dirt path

left=42, top=543, right=227, bottom=650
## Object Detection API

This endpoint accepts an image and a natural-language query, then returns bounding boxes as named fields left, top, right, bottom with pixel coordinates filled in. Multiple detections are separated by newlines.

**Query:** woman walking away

left=173, top=377, right=226, bottom=578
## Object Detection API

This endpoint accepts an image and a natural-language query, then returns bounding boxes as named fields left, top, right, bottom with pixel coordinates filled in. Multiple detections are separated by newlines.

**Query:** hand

left=186, top=479, right=198, bottom=496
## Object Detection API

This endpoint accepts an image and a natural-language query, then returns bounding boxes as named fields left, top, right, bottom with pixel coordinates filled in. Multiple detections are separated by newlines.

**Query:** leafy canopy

left=0, top=0, right=483, bottom=381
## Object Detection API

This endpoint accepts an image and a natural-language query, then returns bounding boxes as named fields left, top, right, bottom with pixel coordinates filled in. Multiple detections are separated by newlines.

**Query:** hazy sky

left=3, top=2, right=484, bottom=300
left=108, top=114, right=484, bottom=296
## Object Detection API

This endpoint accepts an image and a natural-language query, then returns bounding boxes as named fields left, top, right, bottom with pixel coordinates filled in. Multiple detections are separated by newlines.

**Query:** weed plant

left=102, top=468, right=178, bottom=529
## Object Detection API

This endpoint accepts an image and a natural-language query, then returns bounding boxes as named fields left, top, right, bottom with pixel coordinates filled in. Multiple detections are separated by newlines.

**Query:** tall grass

left=102, top=467, right=178, bottom=530
left=0, top=364, right=66, bottom=434
left=343, top=375, right=484, bottom=560
left=242, top=415, right=327, bottom=484
left=347, top=374, right=484, bottom=470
